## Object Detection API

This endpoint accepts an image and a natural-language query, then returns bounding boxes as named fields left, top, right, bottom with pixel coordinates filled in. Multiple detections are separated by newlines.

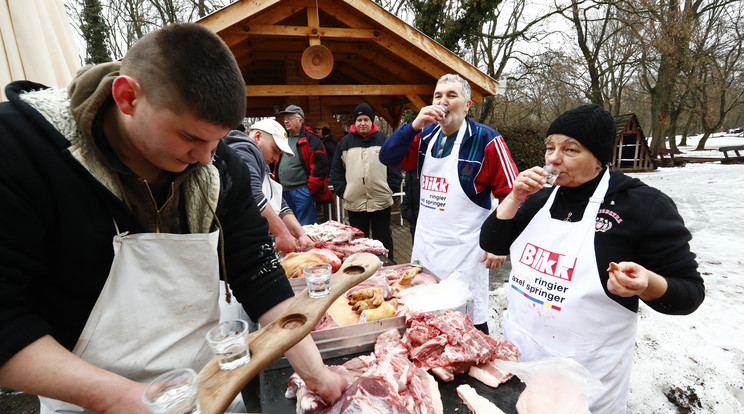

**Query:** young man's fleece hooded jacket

left=0, top=64, right=294, bottom=366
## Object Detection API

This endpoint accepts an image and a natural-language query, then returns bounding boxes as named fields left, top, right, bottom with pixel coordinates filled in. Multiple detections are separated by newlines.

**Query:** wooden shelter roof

left=197, top=0, right=499, bottom=128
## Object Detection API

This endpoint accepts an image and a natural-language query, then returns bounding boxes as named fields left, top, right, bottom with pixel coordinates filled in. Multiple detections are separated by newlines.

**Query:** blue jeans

left=284, top=186, right=317, bottom=225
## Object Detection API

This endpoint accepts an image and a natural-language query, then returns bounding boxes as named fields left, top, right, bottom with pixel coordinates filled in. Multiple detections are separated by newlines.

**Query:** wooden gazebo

left=197, top=0, right=499, bottom=136
left=611, top=113, right=655, bottom=172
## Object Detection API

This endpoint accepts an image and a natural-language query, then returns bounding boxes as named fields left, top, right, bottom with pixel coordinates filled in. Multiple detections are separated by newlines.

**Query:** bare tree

left=689, top=1, right=744, bottom=149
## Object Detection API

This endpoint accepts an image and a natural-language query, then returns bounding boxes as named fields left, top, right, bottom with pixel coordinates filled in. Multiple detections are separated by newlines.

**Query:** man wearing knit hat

left=480, top=104, right=704, bottom=413
left=330, top=103, right=401, bottom=262
left=224, top=119, right=314, bottom=254
left=379, top=74, right=519, bottom=333
left=274, top=104, right=333, bottom=225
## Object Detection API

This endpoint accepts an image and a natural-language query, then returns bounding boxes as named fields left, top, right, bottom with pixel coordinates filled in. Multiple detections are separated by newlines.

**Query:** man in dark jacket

left=0, top=23, right=345, bottom=413
left=274, top=104, right=333, bottom=225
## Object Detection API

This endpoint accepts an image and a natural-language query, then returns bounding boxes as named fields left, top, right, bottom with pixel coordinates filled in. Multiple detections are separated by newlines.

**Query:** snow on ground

left=488, top=133, right=744, bottom=413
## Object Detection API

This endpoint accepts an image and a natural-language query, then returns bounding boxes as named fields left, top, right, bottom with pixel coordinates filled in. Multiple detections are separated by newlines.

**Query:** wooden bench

left=656, top=148, right=683, bottom=167
left=719, top=145, right=744, bottom=164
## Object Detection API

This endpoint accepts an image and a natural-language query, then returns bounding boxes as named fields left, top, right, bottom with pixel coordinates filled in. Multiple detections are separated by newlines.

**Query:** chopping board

left=196, top=252, right=381, bottom=414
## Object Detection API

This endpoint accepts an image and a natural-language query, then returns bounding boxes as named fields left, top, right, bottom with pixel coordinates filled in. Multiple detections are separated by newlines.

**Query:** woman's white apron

left=411, top=123, right=491, bottom=325
left=503, top=170, right=637, bottom=413
left=39, top=230, right=221, bottom=413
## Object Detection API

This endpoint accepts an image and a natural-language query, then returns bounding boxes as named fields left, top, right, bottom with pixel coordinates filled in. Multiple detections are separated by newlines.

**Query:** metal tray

left=270, top=264, right=467, bottom=369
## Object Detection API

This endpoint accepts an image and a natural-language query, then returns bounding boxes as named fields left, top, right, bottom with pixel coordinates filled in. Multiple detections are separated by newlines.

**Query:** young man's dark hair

left=120, top=23, right=246, bottom=128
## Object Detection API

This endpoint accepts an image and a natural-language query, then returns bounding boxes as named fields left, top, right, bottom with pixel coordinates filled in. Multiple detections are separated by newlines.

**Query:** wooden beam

left=234, top=25, right=378, bottom=40
left=338, top=0, right=498, bottom=98
left=406, top=94, right=428, bottom=111
left=198, top=0, right=284, bottom=34
left=246, top=84, right=434, bottom=96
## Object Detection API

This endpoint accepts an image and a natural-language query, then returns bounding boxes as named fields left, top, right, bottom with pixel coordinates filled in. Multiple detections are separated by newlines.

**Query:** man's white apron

left=39, top=230, right=221, bottom=413
left=504, top=170, right=637, bottom=413
left=411, top=123, right=491, bottom=325
left=262, top=173, right=284, bottom=215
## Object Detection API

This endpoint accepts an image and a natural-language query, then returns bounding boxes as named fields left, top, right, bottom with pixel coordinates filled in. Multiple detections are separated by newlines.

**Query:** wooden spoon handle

left=197, top=252, right=381, bottom=414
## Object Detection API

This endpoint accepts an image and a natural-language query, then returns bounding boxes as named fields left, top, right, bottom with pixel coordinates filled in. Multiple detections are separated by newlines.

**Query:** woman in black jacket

left=480, top=104, right=704, bottom=414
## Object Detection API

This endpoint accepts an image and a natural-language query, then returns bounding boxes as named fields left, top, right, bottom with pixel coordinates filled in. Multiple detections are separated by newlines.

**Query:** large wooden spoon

left=196, top=252, right=381, bottom=414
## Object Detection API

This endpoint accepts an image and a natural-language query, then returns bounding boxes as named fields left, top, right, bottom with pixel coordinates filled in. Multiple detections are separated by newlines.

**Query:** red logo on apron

left=421, top=174, right=449, bottom=193
left=518, top=243, right=576, bottom=281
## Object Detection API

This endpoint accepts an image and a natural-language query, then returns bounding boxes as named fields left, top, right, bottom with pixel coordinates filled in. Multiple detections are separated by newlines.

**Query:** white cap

left=249, top=119, right=294, bottom=157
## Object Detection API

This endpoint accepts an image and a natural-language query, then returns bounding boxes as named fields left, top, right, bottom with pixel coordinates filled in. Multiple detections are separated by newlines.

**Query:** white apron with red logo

left=411, top=123, right=491, bottom=325
left=38, top=229, right=221, bottom=413
left=504, top=169, right=637, bottom=413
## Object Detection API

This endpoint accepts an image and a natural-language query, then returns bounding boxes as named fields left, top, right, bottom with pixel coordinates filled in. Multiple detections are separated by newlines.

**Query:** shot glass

left=205, top=319, right=250, bottom=370
left=142, top=368, right=200, bottom=414
left=303, top=263, right=332, bottom=298
left=543, top=165, right=560, bottom=187
left=438, top=104, right=449, bottom=121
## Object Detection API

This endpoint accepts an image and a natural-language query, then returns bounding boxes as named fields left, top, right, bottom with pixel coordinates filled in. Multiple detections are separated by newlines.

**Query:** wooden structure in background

left=611, top=113, right=655, bottom=172
left=197, top=0, right=498, bottom=136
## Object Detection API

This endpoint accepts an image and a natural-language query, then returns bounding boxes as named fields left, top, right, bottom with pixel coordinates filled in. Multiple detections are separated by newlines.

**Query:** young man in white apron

left=379, top=74, right=519, bottom=333
left=224, top=119, right=314, bottom=255
left=0, top=23, right=346, bottom=413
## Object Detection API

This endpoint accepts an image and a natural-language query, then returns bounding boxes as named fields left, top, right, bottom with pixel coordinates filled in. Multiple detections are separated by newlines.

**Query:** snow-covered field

left=488, top=133, right=744, bottom=413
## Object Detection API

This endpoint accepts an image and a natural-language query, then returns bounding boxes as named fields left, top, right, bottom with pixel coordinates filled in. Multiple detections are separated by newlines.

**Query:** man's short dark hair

left=120, top=23, right=246, bottom=129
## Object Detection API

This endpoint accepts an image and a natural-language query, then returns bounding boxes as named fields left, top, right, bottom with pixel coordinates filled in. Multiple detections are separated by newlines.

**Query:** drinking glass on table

left=205, top=319, right=251, bottom=370
left=142, top=368, right=200, bottom=414
left=303, top=263, right=332, bottom=298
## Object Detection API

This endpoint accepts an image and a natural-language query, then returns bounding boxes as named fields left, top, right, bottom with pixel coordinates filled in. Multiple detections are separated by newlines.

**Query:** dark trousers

left=348, top=207, right=394, bottom=262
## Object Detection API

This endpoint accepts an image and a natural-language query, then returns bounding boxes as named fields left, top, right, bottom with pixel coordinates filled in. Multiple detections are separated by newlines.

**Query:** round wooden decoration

left=301, top=45, right=334, bottom=80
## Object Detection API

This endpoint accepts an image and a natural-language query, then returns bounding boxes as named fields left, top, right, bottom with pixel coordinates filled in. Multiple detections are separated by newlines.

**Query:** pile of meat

left=286, top=329, right=443, bottom=414
left=402, top=311, right=519, bottom=388
left=287, top=311, right=519, bottom=413
left=303, top=220, right=389, bottom=258
left=280, top=221, right=390, bottom=279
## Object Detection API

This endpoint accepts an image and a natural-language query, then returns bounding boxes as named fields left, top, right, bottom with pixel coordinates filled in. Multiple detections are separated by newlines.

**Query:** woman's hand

left=607, top=261, right=668, bottom=301
left=512, top=166, right=550, bottom=201
left=496, top=166, right=548, bottom=220
left=482, top=252, right=506, bottom=270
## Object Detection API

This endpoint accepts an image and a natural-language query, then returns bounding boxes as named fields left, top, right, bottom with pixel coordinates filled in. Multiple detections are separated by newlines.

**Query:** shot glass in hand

left=142, top=368, right=200, bottom=414
left=303, top=263, right=332, bottom=298
left=205, top=319, right=250, bottom=370
left=543, top=165, right=560, bottom=187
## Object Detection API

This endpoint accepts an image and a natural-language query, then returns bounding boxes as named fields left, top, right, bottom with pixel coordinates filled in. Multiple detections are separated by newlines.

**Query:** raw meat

left=402, top=311, right=519, bottom=382
left=313, top=312, right=338, bottom=331
left=303, top=220, right=364, bottom=243
left=316, top=237, right=389, bottom=258
left=279, top=249, right=342, bottom=278
left=456, top=384, right=507, bottom=414
left=287, top=330, right=443, bottom=414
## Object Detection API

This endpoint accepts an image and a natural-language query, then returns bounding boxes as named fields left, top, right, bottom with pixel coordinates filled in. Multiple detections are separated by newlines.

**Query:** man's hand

left=302, top=366, right=348, bottom=404
left=273, top=232, right=297, bottom=254
left=296, top=234, right=314, bottom=251
left=411, top=105, right=447, bottom=131
left=482, top=252, right=506, bottom=270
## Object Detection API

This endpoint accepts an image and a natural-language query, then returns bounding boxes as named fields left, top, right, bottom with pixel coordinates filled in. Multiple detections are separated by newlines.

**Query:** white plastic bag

left=396, top=270, right=473, bottom=313
left=492, top=358, right=603, bottom=414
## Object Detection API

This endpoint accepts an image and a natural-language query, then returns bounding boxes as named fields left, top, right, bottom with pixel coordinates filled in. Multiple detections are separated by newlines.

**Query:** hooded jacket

left=0, top=68, right=293, bottom=365
left=329, top=124, right=402, bottom=212
left=480, top=169, right=705, bottom=314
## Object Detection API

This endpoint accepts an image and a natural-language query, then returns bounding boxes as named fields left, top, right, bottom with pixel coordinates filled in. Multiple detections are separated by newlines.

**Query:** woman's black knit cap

left=546, top=104, right=616, bottom=164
